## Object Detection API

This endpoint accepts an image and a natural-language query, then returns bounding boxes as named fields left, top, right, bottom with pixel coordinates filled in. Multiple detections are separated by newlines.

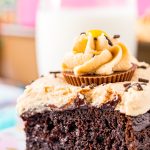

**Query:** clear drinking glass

left=36, top=0, right=137, bottom=75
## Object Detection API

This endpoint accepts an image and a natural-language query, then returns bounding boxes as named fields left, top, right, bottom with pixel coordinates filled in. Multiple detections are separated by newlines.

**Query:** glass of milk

left=36, top=0, right=137, bottom=75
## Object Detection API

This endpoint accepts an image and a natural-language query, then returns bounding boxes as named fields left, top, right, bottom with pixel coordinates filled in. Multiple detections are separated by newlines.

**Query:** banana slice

left=74, top=49, right=112, bottom=76
left=62, top=52, right=93, bottom=71
left=96, top=45, right=122, bottom=75
left=72, top=34, right=88, bottom=54
left=96, top=34, right=111, bottom=51
left=84, top=34, right=95, bottom=54
left=113, top=43, right=132, bottom=71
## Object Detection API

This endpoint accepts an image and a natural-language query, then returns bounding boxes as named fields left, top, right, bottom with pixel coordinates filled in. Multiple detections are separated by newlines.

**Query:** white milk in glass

left=36, top=0, right=137, bottom=75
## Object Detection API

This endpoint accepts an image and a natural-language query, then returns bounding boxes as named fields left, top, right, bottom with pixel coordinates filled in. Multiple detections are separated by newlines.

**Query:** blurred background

left=0, top=0, right=150, bottom=148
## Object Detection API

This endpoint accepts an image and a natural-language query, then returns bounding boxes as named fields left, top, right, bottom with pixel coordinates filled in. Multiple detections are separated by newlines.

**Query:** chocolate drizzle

left=104, top=35, right=113, bottom=46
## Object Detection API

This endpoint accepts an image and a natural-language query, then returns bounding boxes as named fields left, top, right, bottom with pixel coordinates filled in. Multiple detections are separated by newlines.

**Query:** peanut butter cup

left=62, top=29, right=137, bottom=86
left=63, top=64, right=137, bottom=86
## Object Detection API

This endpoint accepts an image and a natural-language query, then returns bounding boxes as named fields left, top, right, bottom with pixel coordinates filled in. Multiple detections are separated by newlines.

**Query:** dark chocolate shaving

left=123, top=83, right=131, bottom=88
left=80, top=32, right=86, bottom=35
left=137, top=65, right=147, bottom=69
left=94, top=37, right=97, bottom=41
left=125, top=83, right=143, bottom=92
left=49, top=71, right=61, bottom=78
left=93, top=37, right=97, bottom=51
left=136, top=83, right=143, bottom=91
left=40, top=75, right=44, bottom=77
left=49, top=71, right=61, bottom=74
left=113, top=35, right=120, bottom=38
left=104, top=35, right=113, bottom=46
left=138, top=78, right=149, bottom=83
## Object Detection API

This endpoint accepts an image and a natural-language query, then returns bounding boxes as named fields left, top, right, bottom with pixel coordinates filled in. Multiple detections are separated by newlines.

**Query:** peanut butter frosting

left=62, top=30, right=132, bottom=76
left=17, top=61, right=150, bottom=116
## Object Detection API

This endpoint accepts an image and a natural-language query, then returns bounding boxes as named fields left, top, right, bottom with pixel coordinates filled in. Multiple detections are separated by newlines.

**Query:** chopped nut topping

left=62, top=88, right=71, bottom=95
left=44, top=86, right=51, bottom=93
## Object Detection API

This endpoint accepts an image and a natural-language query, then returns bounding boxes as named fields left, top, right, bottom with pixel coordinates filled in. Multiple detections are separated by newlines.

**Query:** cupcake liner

left=63, top=64, right=137, bottom=86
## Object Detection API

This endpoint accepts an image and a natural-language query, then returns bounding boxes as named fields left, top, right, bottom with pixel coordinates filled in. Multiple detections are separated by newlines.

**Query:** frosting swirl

left=62, top=30, right=132, bottom=76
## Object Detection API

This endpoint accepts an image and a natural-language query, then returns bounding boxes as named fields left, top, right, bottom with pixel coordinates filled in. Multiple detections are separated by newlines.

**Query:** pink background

left=17, top=0, right=39, bottom=27
left=17, top=0, right=150, bottom=27
left=138, top=0, right=150, bottom=16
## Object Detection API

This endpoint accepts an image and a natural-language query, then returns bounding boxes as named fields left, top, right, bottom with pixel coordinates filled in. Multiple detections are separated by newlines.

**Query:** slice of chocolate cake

left=17, top=70, right=150, bottom=150
left=17, top=29, right=150, bottom=149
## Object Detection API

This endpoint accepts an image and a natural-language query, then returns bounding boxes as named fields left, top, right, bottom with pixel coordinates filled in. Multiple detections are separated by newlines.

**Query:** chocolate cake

left=17, top=29, right=150, bottom=149
left=17, top=67, right=150, bottom=150
left=21, top=101, right=150, bottom=150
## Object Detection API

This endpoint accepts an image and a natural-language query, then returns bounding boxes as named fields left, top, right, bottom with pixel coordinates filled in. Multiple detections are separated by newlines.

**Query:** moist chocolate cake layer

left=21, top=97, right=150, bottom=150
left=125, top=110, right=150, bottom=150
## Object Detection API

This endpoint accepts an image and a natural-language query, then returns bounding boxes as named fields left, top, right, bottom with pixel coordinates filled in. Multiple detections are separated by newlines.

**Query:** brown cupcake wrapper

left=63, top=64, right=137, bottom=86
